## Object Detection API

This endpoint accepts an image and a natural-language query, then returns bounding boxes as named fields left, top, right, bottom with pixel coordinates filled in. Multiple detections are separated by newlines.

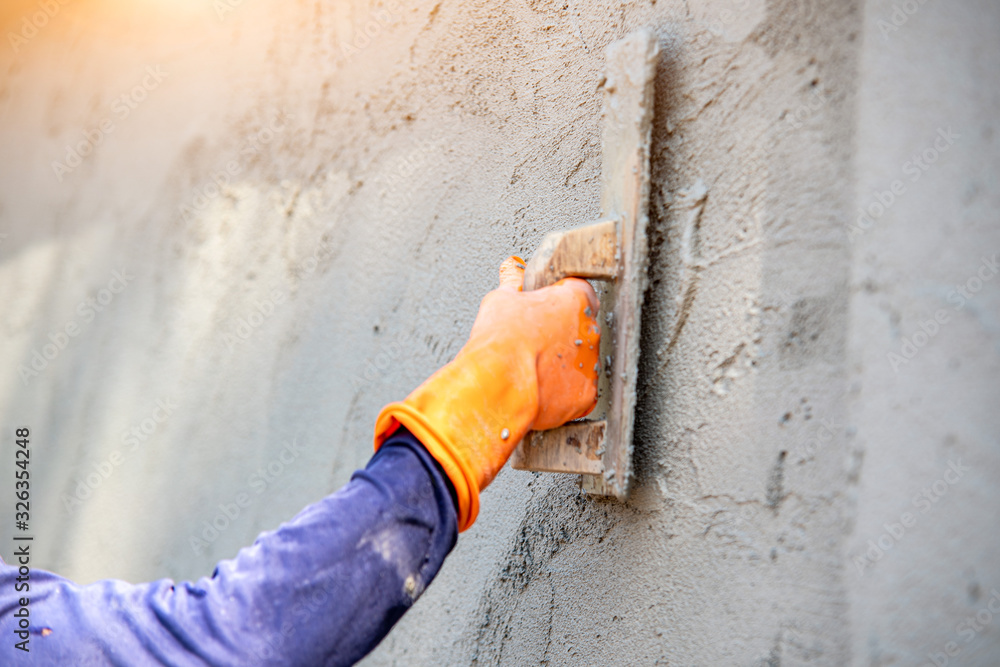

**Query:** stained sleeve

left=0, top=428, right=458, bottom=666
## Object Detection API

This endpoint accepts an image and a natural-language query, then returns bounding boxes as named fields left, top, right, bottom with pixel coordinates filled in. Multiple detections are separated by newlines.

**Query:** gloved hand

left=374, top=256, right=601, bottom=531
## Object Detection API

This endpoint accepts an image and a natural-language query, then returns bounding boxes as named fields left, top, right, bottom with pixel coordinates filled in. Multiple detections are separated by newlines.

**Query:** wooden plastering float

left=509, top=29, right=658, bottom=499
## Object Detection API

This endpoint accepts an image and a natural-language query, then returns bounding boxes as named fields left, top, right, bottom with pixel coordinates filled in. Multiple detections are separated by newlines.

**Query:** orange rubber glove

left=374, top=256, right=601, bottom=531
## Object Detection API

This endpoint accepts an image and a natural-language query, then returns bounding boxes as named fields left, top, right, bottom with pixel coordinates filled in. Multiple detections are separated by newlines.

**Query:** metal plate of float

left=509, top=29, right=657, bottom=499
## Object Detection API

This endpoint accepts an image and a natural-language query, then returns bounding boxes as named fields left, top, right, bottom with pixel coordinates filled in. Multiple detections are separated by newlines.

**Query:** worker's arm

left=0, top=256, right=600, bottom=666
left=0, top=429, right=457, bottom=666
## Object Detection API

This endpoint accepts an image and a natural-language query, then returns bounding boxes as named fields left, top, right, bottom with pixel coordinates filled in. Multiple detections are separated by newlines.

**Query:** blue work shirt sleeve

left=0, top=429, right=458, bottom=666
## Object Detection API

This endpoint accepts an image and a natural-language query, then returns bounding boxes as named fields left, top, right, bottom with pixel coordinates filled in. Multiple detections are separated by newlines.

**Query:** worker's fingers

left=555, top=276, right=600, bottom=315
left=498, top=255, right=526, bottom=291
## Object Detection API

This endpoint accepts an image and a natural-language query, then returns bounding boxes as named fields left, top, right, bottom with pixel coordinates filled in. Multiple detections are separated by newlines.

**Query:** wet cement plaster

left=0, top=0, right=997, bottom=664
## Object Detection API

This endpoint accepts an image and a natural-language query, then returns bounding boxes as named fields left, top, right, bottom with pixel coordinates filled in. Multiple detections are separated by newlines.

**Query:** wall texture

left=0, top=0, right=996, bottom=665
left=847, top=1, right=1000, bottom=664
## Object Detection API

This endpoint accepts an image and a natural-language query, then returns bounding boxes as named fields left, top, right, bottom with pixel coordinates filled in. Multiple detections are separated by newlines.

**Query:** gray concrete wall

left=847, top=0, right=1000, bottom=664
left=0, top=0, right=996, bottom=664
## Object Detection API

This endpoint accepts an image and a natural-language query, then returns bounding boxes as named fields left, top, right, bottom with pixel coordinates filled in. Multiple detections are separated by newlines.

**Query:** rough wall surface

left=0, top=0, right=995, bottom=665
left=847, top=1, right=1000, bottom=665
